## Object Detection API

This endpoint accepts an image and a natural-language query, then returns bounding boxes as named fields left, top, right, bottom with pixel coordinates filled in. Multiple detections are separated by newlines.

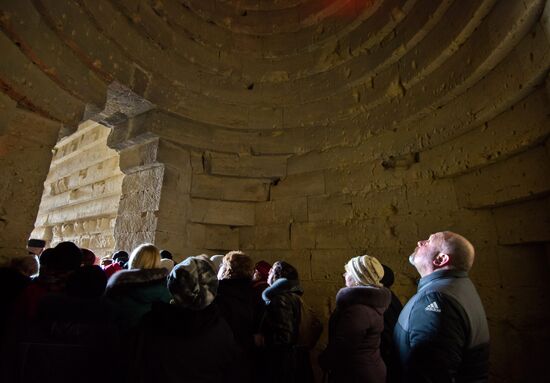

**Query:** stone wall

left=0, top=0, right=549, bottom=381
left=0, top=92, right=60, bottom=259
left=32, top=121, right=124, bottom=258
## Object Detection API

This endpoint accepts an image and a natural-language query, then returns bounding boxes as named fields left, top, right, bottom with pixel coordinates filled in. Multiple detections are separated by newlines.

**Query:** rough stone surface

left=32, top=121, right=123, bottom=258
left=1, top=1, right=549, bottom=380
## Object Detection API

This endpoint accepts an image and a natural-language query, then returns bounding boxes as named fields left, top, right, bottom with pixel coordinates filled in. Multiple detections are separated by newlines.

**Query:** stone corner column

left=109, top=114, right=192, bottom=258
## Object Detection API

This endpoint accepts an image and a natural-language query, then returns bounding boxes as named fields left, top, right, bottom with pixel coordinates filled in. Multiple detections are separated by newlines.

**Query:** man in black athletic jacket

left=394, top=231, right=489, bottom=383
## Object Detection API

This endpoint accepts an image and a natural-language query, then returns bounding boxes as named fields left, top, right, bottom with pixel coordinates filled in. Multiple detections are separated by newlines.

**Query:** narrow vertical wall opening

left=31, top=120, right=124, bottom=258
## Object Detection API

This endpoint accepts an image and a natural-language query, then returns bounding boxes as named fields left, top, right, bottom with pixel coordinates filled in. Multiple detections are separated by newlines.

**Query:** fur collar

left=262, top=277, right=303, bottom=304
left=106, top=268, right=168, bottom=291
left=336, top=286, right=391, bottom=310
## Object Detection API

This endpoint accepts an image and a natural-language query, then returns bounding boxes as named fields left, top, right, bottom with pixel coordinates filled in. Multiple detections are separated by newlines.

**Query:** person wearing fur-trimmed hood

left=319, top=254, right=391, bottom=383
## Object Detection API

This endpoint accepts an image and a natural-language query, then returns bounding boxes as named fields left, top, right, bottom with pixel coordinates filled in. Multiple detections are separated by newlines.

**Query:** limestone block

left=39, top=0, right=132, bottom=83
left=155, top=192, right=189, bottom=234
left=191, top=174, right=270, bottom=202
left=497, top=244, right=550, bottom=288
left=187, top=223, right=206, bottom=249
left=324, top=161, right=423, bottom=195
left=311, top=249, right=354, bottom=281
left=156, top=140, right=193, bottom=170
left=45, top=194, right=121, bottom=226
left=239, top=224, right=290, bottom=250
left=207, top=151, right=288, bottom=178
left=114, top=211, right=158, bottom=234
left=422, top=88, right=550, bottom=178
left=291, top=222, right=350, bottom=249
left=255, top=197, right=308, bottom=225
left=190, top=198, right=255, bottom=226
left=271, top=171, right=325, bottom=200
left=493, top=198, right=550, bottom=245
left=160, top=164, right=191, bottom=197
left=454, top=146, right=550, bottom=208
left=190, top=151, right=206, bottom=174
left=467, top=246, right=502, bottom=288
left=287, top=148, right=350, bottom=176
left=307, top=194, right=353, bottom=222
left=115, top=231, right=156, bottom=253
left=290, top=222, right=317, bottom=249
left=121, top=164, right=164, bottom=195
left=0, top=31, right=84, bottom=124
left=488, top=307, right=550, bottom=383
left=405, top=178, right=459, bottom=213
left=154, top=230, right=193, bottom=259
left=147, top=110, right=303, bottom=155
left=49, top=145, right=118, bottom=181
left=248, top=106, right=284, bottom=130
left=187, top=223, right=240, bottom=250
left=118, top=138, right=159, bottom=171
left=347, top=217, right=419, bottom=251
left=30, top=226, right=53, bottom=242
left=352, top=186, right=408, bottom=218
left=416, top=209, right=498, bottom=248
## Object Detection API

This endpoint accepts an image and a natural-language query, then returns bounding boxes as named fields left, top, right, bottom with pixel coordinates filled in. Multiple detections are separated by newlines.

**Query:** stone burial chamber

left=0, top=0, right=549, bottom=381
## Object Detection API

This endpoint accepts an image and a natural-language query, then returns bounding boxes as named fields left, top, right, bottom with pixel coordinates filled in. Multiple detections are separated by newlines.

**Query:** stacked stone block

left=32, top=121, right=123, bottom=258
left=0, top=1, right=549, bottom=381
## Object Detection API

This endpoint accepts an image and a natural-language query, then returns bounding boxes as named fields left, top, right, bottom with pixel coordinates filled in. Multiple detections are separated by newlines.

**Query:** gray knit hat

left=168, top=256, right=218, bottom=310
left=345, top=254, right=385, bottom=287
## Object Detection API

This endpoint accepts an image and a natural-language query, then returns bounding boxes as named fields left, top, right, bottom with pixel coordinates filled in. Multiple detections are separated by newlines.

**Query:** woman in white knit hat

left=319, top=254, right=391, bottom=383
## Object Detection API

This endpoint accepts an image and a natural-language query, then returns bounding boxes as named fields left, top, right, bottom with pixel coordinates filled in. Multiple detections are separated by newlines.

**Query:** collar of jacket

left=335, top=286, right=391, bottom=310
left=106, top=268, right=168, bottom=291
left=418, top=269, right=468, bottom=291
left=262, top=277, right=303, bottom=304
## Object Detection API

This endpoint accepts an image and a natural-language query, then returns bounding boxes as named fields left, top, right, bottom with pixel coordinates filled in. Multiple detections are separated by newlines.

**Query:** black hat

left=27, top=239, right=46, bottom=248
left=380, top=264, right=395, bottom=288
left=160, top=250, right=173, bottom=260
left=112, top=250, right=129, bottom=262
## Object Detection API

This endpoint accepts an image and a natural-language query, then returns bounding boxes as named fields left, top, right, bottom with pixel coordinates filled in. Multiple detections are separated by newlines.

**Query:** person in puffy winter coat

left=319, top=254, right=391, bottom=383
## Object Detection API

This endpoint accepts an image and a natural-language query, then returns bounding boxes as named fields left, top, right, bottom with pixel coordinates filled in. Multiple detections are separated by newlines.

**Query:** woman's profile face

left=343, top=271, right=356, bottom=287
left=267, top=267, right=276, bottom=286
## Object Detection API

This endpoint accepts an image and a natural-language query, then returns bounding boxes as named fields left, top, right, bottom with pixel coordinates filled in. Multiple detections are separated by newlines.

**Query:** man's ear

left=433, top=253, right=450, bottom=268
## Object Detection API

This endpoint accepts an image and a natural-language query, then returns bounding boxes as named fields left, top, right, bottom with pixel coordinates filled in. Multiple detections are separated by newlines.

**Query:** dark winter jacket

left=381, top=290, right=403, bottom=383
left=103, top=268, right=171, bottom=330
left=132, top=302, right=243, bottom=383
left=261, top=277, right=303, bottom=346
left=393, top=269, right=490, bottom=383
left=319, top=286, right=391, bottom=383
left=261, top=278, right=313, bottom=383
left=3, top=290, right=120, bottom=383
left=216, top=278, right=258, bottom=351
left=0, top=268, right=30, bottom=341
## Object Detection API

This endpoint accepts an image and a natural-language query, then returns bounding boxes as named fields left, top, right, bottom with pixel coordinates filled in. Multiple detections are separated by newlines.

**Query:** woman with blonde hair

left=319, top=254, right=391, bottom=383
left=104, top=243, right=170, bottom=330
left=128, top=243, right=162, bottom=269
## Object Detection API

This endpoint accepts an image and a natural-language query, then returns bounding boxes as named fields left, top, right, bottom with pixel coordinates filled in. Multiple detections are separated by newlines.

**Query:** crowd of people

left=0, top=231, right=489, bottom=383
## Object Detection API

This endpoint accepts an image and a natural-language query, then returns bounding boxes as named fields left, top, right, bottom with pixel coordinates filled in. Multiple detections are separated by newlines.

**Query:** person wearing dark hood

left=319, top=255, right=391, bottom=383
left=132, top=256, right=242, bottom=383
left=0, top=255, right=36, bottom=344
left=104, top=244, right=170, bottom=331
left=259, top=261, right=314, bottom=383
left=16, top=242, right=83, bottom=320
left=215, top=251, right=257, bottom=382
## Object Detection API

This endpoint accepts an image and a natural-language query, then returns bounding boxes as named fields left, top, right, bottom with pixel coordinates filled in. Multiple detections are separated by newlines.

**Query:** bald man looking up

left=393, top=231, right=490, bottom=383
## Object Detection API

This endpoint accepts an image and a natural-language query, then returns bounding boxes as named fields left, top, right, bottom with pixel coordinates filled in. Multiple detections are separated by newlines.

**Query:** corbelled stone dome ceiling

left=1, top=1, right=549, bottom=381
